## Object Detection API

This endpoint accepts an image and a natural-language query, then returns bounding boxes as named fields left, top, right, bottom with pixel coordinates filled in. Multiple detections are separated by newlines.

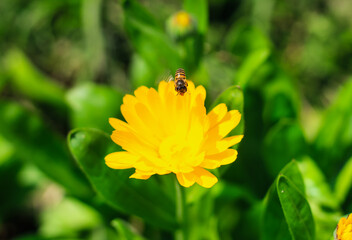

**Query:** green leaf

left=122, top=0, right=181, bottom=84
left=236, top=48, right=270, bottom=88
left=262, top=73, right=300, bottom=126
left=335, top=156, right=352, bottom=204
left=67, top=128, right=177, bottom=230
left=262, top=161, right=315, bottom=240
left=0, top=135, right=15, bottom=166
left=111, top=219, right=145, bottom=240
left=297, top=156, right=341, bottom=240
left=4, top=49, right=66, bottom=110
left=39, top=197, right=102, bottom=237
left=263, top=120, right=307, bottom=177
left=313, top=78, right=352, bottom=179
left=262, top=183, right=292, bottom=240
left=0, top=101, right=92, bottom=198
left=183, top=0, right=208, bottom=34
left=225, top=22, right=271, bottom=57
left=280, top=160, right=306, bottom=193
left=82, top=0, right=106, bottom=80
left=130, top=54, right=157, bottom=89
left=66, top=83, right=123, bottom=132
left=277, top=175, right=315, bottom=240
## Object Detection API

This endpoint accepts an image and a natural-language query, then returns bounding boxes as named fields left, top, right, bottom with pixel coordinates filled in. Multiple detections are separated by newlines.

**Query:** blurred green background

left=1, top=0, right=352, bottom=239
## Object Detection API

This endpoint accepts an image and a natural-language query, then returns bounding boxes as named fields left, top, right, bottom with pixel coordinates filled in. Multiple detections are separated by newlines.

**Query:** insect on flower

left=105, top=79, right=243, bottom=188
left=174, top=68, right=188, bottom=96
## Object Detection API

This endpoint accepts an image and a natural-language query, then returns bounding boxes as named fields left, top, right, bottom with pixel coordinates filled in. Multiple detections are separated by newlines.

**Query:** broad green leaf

left=313, top=78, right=352, bottom=179
left=111, top=219, right=145, bottom=240
left=183, top=0, right=208, bottom=34
left=130, top=54, right=157, bottom=88
left=262, top=161, right=315, bottom=240
left=67, top=128, right=177, bottom=230
left=263, top=120, right=307, bottom=177
left=4, top=49, right=66, bottom=110
left=262, top=73, right=300, bottom=126
left=277, top=175, right=315, bottom=240
left=297, top=156, right=341, bottom=240
left=280, top=160, right=305, bottom=193
left=262, top=183, right=292, bottom=240
left=0, top=101, right=92, bottom=198
left=66, top=83, right=123, bottom=133
left=335, top=156, right=352, bottom=205
left=236, top=48, right=270, bottom=88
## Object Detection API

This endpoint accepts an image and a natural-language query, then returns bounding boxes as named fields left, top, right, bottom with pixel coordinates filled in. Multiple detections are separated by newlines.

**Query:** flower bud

left=166, top=11, right=196, bottom=40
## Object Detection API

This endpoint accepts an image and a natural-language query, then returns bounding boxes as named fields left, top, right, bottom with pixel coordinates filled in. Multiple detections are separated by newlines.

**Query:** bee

left=174, top=68, right=188, bottom=96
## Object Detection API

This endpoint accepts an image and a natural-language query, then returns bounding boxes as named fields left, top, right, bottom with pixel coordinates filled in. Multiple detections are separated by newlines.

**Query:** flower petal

left=111, top=131, right=158, bottom=158
left=206, top=110, right=241, bottom=140
left=176, top=172, right=196, bottom=187
left=105, top=151, right=139, bottom=169
left=202, top=149, right=238, bottom=169
left=109, top=118, right=131, bottom=132
left=206, top=103, right=228, bottom=130
left=205, top=135, right=244, bottom=155
left=129, top=171, right=153, bottom=180
left=193, top=167, right=218, bottom=188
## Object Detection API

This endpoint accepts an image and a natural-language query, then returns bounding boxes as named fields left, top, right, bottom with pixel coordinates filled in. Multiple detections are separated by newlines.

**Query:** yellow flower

left=173, top=11, right=192, bottom=28
left=336, top=214, right=352, bottom=240
left=105, top=81, right=243, bottom=188
left=166, top=11, right=196, bottom=40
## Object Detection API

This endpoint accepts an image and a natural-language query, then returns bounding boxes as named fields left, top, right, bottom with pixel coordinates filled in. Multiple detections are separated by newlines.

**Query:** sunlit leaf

left=4, top=49, right=66, bottom=110
left=334, top=156, right=352, bottom=205
left=66, top=83, right=123, bottom=132
left=183, top=0, right=208, bottom=34
left=40, top=197, right=102, bottom=237
left=111, top=219, right=145, bottom=240
left=277, top=175, right=315, bottom=240
left=82, top=0, right=106, bottom=79
left=313, top=78, right=352, bottom=179
left=236, top=48, right=270, bottom=88
left=297, top=156, right=341, bottom=240
left=262, top=161, right=315, bottom=240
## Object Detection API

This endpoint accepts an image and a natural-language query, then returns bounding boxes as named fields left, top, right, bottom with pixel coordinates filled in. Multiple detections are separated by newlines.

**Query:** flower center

left=158, top=135, right=193, bottom=172
left=174, top=11, right=191, bottom=27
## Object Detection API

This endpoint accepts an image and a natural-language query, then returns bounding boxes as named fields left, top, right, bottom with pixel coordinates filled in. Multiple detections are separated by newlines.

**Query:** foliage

left=1, top=0, right=352, bottom=239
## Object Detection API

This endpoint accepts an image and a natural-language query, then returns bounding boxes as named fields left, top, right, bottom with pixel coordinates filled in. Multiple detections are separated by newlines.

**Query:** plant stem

left=175, top=177, right=188, bottom=240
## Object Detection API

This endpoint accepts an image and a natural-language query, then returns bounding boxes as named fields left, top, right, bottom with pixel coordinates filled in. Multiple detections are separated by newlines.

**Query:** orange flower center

left=174, top=11, right=191, bottom=27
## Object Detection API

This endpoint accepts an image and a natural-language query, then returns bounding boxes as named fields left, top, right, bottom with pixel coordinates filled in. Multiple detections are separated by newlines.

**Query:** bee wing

left=156, top=70, right=173, bottom=85
left=166, top=75, right=174, bottom=82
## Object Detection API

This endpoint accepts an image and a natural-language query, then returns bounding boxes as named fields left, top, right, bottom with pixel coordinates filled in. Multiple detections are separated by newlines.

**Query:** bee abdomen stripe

left=175, top=68, right=186, bottom=77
